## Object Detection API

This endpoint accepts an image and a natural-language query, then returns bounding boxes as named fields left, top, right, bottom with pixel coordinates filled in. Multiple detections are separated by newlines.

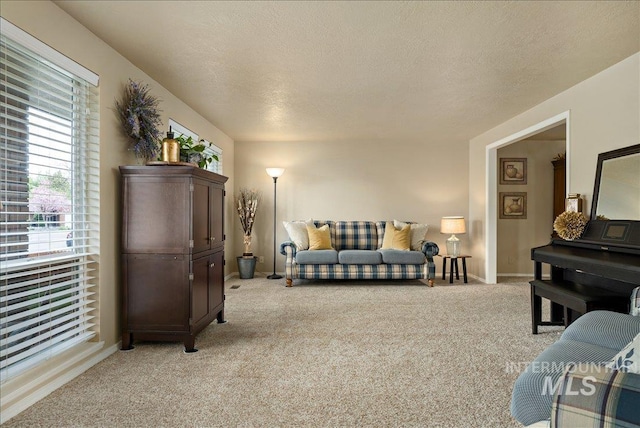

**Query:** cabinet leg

left=121, top=333, right=134, bottom=350
left=217, top=309, right=227, bottom=324
left=184, top=336, right=197, bottom=353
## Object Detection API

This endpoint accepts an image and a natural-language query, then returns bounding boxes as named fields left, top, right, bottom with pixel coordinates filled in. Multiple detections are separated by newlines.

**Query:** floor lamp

left=266, top=168, right=285, bottom=279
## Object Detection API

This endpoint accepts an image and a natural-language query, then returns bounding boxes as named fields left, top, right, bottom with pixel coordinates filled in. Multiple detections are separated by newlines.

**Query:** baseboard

left=438, top=273, right=541, bottom=284
left=497, top=273, right=535, bottom=277
left=497, top=273, right=550, bottom=280
left=0, top=341, right=117, bottom=424
left=466, top=273, right=487, bottom=283
left=226, top=271, right=286, bottom=280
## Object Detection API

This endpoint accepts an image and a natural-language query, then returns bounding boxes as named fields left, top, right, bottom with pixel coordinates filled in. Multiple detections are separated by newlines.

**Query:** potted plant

left=235, top=188, right=260, bottom=278
left=175, top=135, right=218, bottom=169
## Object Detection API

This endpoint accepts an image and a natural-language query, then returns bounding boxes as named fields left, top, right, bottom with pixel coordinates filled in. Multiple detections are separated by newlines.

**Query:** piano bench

left=530, top=280, right=629, bottom=334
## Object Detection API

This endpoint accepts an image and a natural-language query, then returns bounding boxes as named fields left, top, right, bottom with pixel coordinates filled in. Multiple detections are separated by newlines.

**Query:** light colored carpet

left=4, top=277, right=562, bottom=427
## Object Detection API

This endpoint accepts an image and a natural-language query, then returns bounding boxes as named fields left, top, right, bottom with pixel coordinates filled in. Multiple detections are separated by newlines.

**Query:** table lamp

left=441, top=216, right=466, bottom=257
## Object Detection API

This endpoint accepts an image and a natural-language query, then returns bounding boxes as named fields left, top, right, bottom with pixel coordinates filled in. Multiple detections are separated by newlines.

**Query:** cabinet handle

left=210, top=263, right=215, bottom=268
left=209, top=236, right=215, bottom=241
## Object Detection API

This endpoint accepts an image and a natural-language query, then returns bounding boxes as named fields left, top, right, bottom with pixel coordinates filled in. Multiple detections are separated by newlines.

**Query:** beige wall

left=496, top=140, right=566, bottom=275
left=1, top=0, right=235, bottom=410
left=469, top=53, right=640, bottom=281
left=233, top=138, right=470, bottom=276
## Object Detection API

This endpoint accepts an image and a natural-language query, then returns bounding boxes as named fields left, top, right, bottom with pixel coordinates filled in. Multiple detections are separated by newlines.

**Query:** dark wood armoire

left=551, top=158, right=566, bottom=237
left=119, top=165, right=228, bottom=352
left=551, top=158, right=567, bottom=220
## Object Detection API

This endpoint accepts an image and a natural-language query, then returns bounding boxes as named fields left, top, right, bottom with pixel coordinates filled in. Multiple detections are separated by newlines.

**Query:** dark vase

left=237, top=256, right=257, bottom=279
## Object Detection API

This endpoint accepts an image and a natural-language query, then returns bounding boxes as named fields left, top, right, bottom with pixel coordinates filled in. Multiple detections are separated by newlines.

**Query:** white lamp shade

left=266, top=168, right=285, bottom=178
left=440, top=216, right=466, bottom=234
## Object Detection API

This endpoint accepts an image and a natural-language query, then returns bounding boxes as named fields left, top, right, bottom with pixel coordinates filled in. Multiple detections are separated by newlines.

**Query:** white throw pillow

left=394, top=220, right=429, bottom=251
left=283, top=219, right=314, bottom=250
left=606, top=332, right=640, bottom=373
left=631, top=286, right=640, bottom=316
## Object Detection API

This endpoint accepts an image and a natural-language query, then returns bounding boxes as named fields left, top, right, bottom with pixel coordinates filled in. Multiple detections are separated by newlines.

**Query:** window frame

left=1, top=18, right=100, bottom=382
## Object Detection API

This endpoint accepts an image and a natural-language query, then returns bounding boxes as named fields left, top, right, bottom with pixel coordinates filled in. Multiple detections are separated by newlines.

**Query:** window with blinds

left=169, top=118, right=223, bottom=174
left=202, top=139, right=223, bottom=175
left=0, top=19, right=100, bottom=382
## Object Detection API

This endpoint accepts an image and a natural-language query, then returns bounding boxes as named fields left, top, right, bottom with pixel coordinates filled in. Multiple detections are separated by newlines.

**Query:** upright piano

left=530, top=144, right=640, bottom=333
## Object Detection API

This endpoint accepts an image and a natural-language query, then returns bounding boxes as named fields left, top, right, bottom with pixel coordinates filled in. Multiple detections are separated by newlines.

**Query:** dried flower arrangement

left=236, top=188, right=261, bottom=256
left=553, top=211, right=588, bottom=240
left=115, top=79, right=163, bottom=162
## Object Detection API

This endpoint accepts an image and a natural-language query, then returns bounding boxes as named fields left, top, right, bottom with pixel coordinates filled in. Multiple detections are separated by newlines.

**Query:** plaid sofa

left=549, top=362, right=640, bottom=427
left=511, top=310, right=640, bottom=426
left=279, top=220, right=439, bottom=287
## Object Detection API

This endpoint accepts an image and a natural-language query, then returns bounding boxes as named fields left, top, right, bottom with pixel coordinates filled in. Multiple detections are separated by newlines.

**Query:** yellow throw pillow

left=381, top=221, right=411, bottom=251
left=307, top=224, right=333, bottom=250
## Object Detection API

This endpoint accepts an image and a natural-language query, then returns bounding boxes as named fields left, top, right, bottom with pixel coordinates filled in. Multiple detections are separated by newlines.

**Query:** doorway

left=485, top=111, right=570, bottom=284
left=496, top=127, right=566, bottom=279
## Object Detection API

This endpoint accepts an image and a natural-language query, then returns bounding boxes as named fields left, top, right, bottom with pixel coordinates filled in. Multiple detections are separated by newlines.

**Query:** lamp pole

left=266, top=168, right=284, bottom=279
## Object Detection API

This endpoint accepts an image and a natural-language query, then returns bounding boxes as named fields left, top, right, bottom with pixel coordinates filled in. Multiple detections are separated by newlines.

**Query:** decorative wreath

left=115, top=79, right=162, bottom=161
left=553, top=211, right=587, bottom=240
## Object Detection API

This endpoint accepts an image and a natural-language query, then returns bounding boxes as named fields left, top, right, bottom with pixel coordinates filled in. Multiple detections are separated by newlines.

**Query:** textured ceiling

left=54, top=1, right=639, bottom=143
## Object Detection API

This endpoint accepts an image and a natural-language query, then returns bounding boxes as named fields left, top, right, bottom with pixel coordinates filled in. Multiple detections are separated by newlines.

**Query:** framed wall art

left=499, top=192, right=527, bottom=219
left=500, top=158, right=527, bottom=185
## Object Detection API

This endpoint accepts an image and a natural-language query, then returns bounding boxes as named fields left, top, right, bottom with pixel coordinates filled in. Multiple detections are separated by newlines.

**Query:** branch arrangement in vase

left=236, top=188, right=261, bottom=257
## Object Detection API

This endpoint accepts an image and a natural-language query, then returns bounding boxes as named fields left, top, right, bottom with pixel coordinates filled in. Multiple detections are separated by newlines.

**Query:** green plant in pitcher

left=175, top=135, right=219, bottom=169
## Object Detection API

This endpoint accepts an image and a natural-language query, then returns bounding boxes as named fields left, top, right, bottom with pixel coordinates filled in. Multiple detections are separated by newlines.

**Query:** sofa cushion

left=338, top=250, right=382, bottom=265
left=560, top=310, right=640, bottom=351
left=296, top=249, right=339, bottom=264
left=381, top=221, right=411, bottom=251
left=333, top=221, right=378, bottom=251
left=307, top=224, right=333, bottom=250
left=378, top=249, right=425, bottom=264
left=550, top=363, right=640, bottom=428
left=511, top=311, right=640, bottom=426
left=283, top=219, right=313, bottom=250
left=607, top=332, right=640, bottom=373
left=394, top=220, right=429, bottom=251
left=631, top=286, right=640, bottom=316
left=313, top=220, right=336, bottom=241
left=511, top=339, right=620, bottom=426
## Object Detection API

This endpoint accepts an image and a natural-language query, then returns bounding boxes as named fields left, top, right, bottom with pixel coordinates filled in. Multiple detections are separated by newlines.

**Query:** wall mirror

left=591, top=144, right=640, bottom=221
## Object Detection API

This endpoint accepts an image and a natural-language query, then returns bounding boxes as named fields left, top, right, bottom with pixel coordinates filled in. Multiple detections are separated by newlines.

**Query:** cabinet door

left=210, top=250, right=224, bottom=312
left=124, top=254, right=189, bottom=332
left=191, top=255, right=211, bottom=327
left=192, top=179, right=211, bottom=254
left=123, top=177, right=190, bottom=253
left=193, top=179, right=225, bottom=254
left=211, top=185, right=224, bottom=249
left=191, top=250, right=225, bottom=330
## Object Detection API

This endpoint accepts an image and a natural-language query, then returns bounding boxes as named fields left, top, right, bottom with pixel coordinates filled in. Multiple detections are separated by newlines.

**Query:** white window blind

left=202, top=139, right=223, bottom=175
left=169, top=118, right=223, bottom=174
left=0, top=21, right=100, bottom=382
